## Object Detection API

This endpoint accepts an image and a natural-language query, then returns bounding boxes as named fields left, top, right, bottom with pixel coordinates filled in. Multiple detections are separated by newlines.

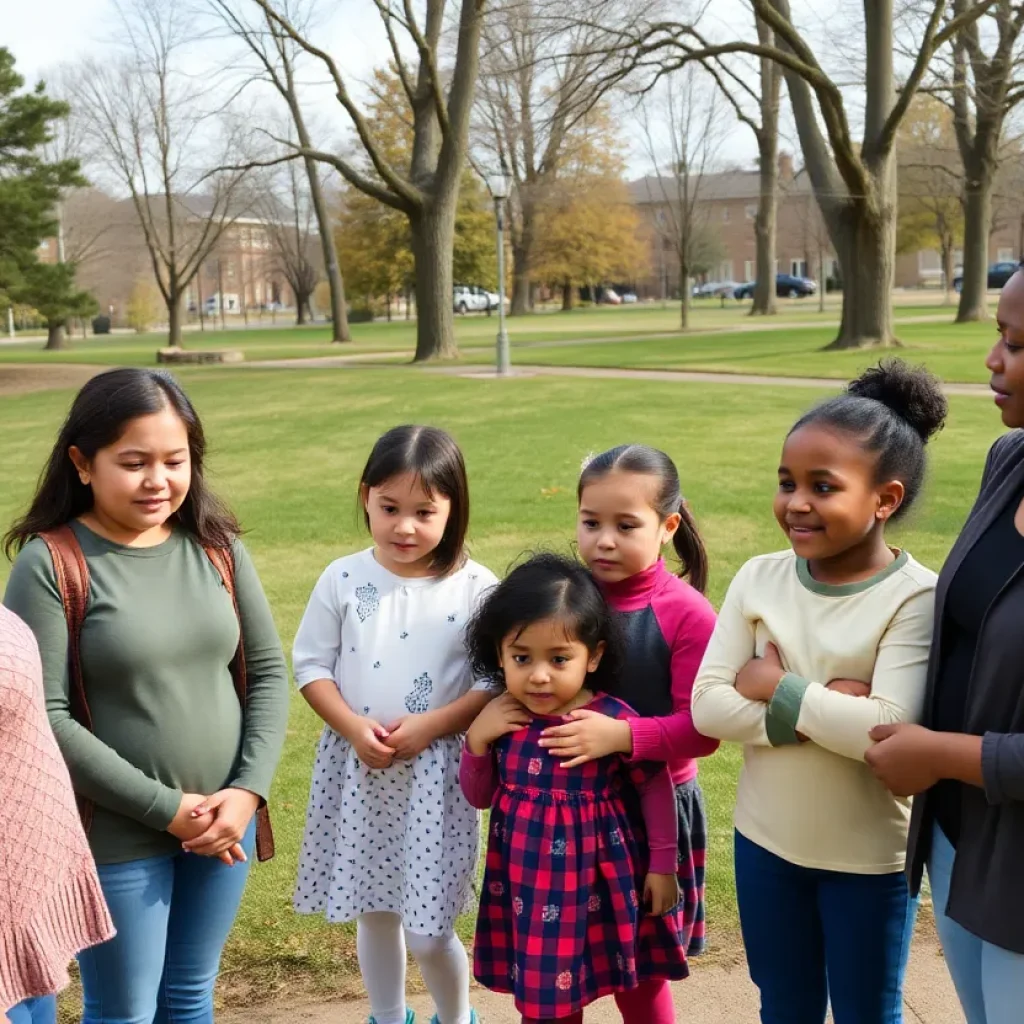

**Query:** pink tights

left=522, top=980, right=675, bottom=1024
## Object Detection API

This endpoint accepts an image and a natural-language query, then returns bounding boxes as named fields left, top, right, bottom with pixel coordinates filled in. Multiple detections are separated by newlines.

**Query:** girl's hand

left=181, top=788, right=260, bottom=859
left=347, top=716, right=395, bottom=769
left=644, top=872, right=680, bottom=916
left=735, top=643, right=786, bottom=703
left=384, top=714, right=438, bottom=760
left=539, top=710, right=632, bottom=768
left=466, top=693, right=531, bottom=755
left=865, top=723, right=942, bottom=797
left=168, top=792, right=214, bottom=841
left=826, top=678, right=872, bottom=698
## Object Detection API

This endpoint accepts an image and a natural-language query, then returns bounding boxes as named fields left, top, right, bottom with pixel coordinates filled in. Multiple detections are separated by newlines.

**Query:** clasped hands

left=168, top=787, right=260, bottom=867
left=348, top=710, right=443, bottom=769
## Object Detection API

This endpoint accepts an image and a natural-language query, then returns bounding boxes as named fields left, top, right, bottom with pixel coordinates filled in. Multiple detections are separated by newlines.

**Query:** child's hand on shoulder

left=539, top=710, right=632, bottom=767
left=385, top=714, right=439, bottom=760
left=346, top=716, right=396, bottom=769
left=735, top=643, right=786, bottom=703
left=644, top=872, right=680, bottom=916
left=466, top=692, right=531, bottom=755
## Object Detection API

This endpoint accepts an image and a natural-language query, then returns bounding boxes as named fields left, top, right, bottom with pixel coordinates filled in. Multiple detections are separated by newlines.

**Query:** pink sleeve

left=459, top=743, right=499, bottom=809
left=629, top=588, right=721, bottom=762
left=632, top=765, right=679, bottom=874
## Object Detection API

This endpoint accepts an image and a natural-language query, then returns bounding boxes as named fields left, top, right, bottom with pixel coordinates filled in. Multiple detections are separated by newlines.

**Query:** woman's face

left=987, top=270, right=1024, bottom=429
left=70, top=406, right=192, bottom=543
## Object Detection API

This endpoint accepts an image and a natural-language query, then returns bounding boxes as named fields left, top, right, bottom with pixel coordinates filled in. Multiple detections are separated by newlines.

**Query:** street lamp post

left=487, top=169, right=511, bottom=377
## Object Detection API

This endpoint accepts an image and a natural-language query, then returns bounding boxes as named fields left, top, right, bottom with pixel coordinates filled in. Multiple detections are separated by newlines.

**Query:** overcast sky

left=10, top=0, right=850, bottom=177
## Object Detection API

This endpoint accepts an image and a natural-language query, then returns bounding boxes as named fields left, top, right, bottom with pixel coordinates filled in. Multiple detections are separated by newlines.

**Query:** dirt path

left=222, top=925, right=962, bottom=1024
left=0, top=364, right=106, bottom=397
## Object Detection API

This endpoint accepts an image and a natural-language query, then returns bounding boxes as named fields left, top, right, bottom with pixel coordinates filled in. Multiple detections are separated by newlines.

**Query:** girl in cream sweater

left=692, top=360, right=945, bottom=1024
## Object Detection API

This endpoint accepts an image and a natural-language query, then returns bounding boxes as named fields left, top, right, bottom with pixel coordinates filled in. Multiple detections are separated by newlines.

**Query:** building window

left=998, top=247, right=1015, bottom=262
left=39, top=240, right=50, bottom=252
left=745, top=204, right=757, bottom=221
left=743, top=261, right=755, bottom=282
left=918, top=250, right=941, bottom=271
left=791, top=259, right=809, bottom=278
left=719, top=261, right=734, bottom=281
left=721, top=207, right=730, bottom=223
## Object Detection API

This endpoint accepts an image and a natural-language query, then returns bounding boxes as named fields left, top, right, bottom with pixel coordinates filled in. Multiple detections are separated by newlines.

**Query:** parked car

left=600, top=287, right=623, bottom=305
left=693, top=280, right=740, bottom=298
left=952, top=260, right=1019, bottom=293
left=621, top=291, right=639, bottom=304
left=453, top=285, right=490, bottom=314
left=735, top=274, right=816, bottom=299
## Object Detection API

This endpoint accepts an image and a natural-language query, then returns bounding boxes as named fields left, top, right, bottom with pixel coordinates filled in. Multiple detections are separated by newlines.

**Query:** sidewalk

left=223, top=925, right=963, bottom=1024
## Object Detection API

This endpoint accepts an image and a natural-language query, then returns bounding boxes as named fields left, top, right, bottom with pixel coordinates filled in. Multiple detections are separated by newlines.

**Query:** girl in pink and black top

left=539, top=445, right=719, bottom=962
left=460, top=554, right=688, bottom=1024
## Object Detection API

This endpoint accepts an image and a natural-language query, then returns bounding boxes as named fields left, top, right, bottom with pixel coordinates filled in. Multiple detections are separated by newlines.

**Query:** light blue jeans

left=929, top=824, right=1024, bottom=1024
left=6, top=996, right=56, bottom=1024
left=78, top=822, right=255, bottom=1024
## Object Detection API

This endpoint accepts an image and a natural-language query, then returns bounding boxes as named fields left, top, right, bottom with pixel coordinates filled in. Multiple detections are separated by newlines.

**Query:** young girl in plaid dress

left=539, top=446, right=719, bottom=1000
left=460, top=554, right=689, bottom=1024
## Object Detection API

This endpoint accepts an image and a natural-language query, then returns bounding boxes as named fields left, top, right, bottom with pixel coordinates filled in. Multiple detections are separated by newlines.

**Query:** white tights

left=356, top=912, right=472, bottom=1024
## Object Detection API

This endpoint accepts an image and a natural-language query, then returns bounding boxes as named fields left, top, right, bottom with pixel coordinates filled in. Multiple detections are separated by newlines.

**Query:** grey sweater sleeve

left=226, top=540, right=290, bottom=802
left=982, top=732, right=1024, bottom=804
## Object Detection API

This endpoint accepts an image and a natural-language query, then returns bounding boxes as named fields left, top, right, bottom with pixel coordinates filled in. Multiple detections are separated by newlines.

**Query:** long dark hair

left=4, top=368, right=239, bottom=558
left=791, top=359, right=947, bottom=522
left=466, top=552, right=624, bottom=691
left=578, top=444, right=709, bottom=594
left=359, top=424, right=470, bottom=577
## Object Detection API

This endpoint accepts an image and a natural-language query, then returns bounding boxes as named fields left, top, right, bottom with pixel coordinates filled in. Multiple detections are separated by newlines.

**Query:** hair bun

left=847, top=358, right=947, bottom=442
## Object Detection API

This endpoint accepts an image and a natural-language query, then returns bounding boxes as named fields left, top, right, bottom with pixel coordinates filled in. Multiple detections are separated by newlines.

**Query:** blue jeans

left=6, top=997, right=56, bottom=1024
left=78, top=822, right=255, bottom=1024
left=929, top=823, right=1024, bottom=1024
left=734, top=829, right=917, bottom=1024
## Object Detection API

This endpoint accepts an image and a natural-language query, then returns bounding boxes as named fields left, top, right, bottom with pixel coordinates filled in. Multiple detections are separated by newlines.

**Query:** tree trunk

left=410, top=201, right=459, bottom=361
left=751, top=146, right=779, bottom=316
left=295, top=297, right=308, bottom=326
left=510, top=209, right=535, bottom=315
left=825, top=204, right=897, bottom=349
left=679, top=261, right=690, bottom=330
left=562, top=280, right=573, bottom=311
left=941, top=238, right=954, bottom=306
left=44, top=322, right=67, bottom=351
left=306, top=168, right=351, bottom=341
left=167, top=293, right=184, bottom=348
left=956, top=170, right=994, bottom=323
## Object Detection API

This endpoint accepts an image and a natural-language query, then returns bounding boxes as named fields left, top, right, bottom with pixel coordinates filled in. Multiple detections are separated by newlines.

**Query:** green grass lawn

left=515, top=318, right=1000, bottom=384
left=0, top=366, right=1004, bottom=1003
left=0, top=295, right=969, bottom=370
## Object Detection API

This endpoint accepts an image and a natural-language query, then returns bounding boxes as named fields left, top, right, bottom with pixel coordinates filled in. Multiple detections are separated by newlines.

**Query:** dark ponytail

left=578, top=444, right=709, bottom=594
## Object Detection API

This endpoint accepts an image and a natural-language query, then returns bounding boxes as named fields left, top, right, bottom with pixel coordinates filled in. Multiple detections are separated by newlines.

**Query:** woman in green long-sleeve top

left=3, top=367, right=289, bottom=1024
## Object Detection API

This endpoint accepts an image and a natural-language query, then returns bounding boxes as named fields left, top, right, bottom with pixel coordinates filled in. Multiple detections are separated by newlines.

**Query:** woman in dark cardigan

left=865, top=267, right=1024, bottom=1024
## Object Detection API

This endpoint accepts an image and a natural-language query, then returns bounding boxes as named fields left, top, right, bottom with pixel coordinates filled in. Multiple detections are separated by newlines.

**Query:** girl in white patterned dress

left=292, top=425, right=497, bottom=1024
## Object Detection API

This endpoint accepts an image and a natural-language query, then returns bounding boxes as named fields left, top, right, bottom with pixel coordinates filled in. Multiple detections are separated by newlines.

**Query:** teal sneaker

left=429, top=1012, right=478, bottom=1024
left=369, top=1013, right=415, bottom=1024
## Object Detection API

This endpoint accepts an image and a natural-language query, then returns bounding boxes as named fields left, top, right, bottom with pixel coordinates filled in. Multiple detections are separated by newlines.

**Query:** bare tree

left=622, top=0, right=998, bottom=349
left=698, top=12, right=781, bottom=316
left=74, top=0, right=255, bottom=347
left=205, top=0, right=352, bottom=341
left=228, top=0, right=486, bottom=361
left=925, top=1, right=1024, bottom=321
left=475, top=0, right=639, bottom=315
left=251, top=160, right=323, bottom=325
left=636, top=65, right=725, bottom=329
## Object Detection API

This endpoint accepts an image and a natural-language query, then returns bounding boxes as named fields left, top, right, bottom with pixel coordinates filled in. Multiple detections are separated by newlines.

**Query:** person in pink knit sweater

left=0, top=604, right=114, bottom=1024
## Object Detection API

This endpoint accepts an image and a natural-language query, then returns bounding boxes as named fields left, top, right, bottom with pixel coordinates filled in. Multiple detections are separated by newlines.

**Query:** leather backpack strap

left=204, top=543, right=275, bottom=863
left=38, top=525, right=95, bottom=832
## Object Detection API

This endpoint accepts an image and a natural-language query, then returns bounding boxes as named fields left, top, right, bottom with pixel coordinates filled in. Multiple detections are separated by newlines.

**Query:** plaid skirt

left=674, top=777, right=708, bottom=956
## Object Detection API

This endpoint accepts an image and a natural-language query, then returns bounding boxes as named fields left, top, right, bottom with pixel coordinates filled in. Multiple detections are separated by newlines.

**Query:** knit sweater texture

left=0, top=605, right=114, bottom=1013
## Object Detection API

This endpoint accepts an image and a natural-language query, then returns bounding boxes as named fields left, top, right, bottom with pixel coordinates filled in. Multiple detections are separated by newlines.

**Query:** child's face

left=577, top=470, right=680, bottom=584
left=498, top=617, right=605, bottom=717
left=69, top=406, right=192, bottom=542
left=362, top=471, right=451, bottom=577
left=774, top=424, right=903, bottom=562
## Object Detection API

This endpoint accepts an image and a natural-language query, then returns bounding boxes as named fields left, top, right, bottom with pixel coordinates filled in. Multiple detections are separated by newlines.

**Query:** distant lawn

left=516, top=318, right=999, bottom=384
left=0, top=366, right=1002, bottom=1003
left=0, top=294, right=970, bottom=369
